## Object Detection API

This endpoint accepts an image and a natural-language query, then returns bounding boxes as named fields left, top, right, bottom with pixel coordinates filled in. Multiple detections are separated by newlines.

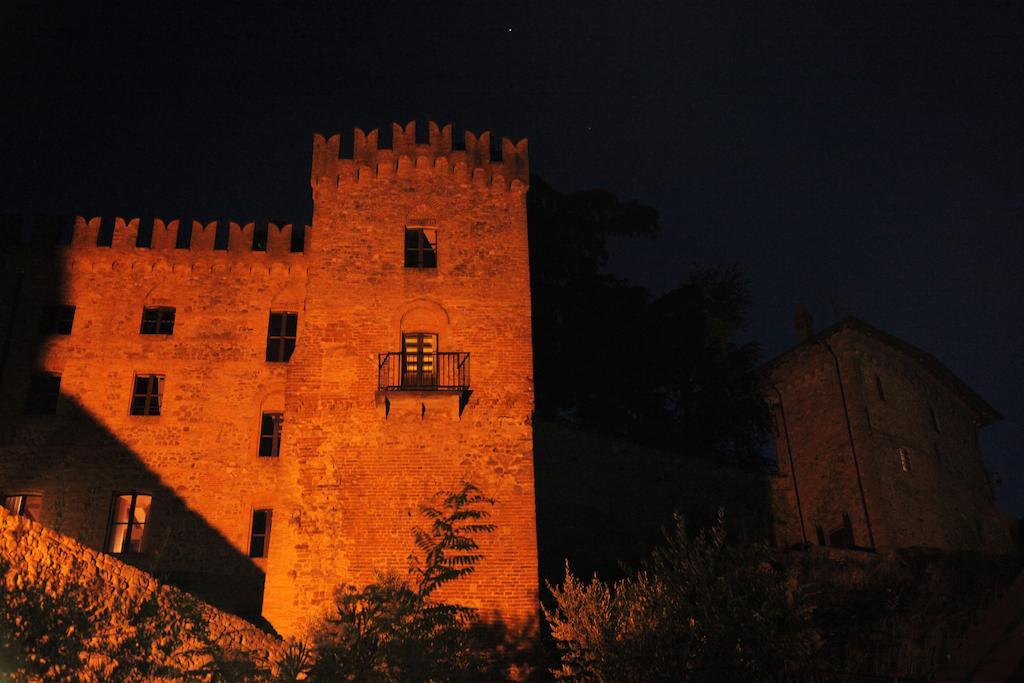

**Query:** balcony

left=377, top=352, right=470, bottom=393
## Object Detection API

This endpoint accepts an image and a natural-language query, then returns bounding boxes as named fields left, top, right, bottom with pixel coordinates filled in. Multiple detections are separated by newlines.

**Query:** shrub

left=545, top=510, right=820, bottom=681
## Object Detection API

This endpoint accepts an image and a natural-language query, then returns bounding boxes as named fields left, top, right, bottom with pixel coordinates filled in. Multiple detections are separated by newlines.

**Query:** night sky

left=2, top=3, right=1021, bottom=515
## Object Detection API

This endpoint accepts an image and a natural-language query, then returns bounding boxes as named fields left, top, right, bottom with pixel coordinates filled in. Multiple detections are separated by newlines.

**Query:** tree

left=307, top=483, right=510, bottom=682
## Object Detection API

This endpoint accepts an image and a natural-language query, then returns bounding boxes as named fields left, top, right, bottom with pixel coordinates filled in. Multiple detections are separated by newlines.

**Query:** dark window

left=106, top=493, right=152, bottom=554
left=266, top=312, right=298, bottom=362
left=874, top=374, right=885, bottom=401
left=130, top=375, right=163, bottom=416
left=140, top=307, right=176, bottom=335
left=175, top=219, right=192, bottom=249
left=25, top=373, right=60, bottom=415
left=404, top=227, right=437, bottom=268
left=97, top=217, right=114, bottom=247
left=3, top=494, right=42, bottom=522
left=829, top=513, right=855, bottom=549
left=401, top=332, right=437, bottom=387
left=929, top=406, right=940, bottom=432
left=249, top=509, right=272, bottom=558
left=259, top=413, right=283, bottom=457
left=214, top=221, right=230, bottom=250
left=40, top=304, right=75, bottom=335
left=815, top=525, right=826, bottom=546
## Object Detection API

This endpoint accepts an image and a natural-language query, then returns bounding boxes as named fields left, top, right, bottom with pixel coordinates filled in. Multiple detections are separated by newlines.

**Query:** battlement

left=311, top=121, right=529, bottom=191
left=1, top=214, right=309, bottom=257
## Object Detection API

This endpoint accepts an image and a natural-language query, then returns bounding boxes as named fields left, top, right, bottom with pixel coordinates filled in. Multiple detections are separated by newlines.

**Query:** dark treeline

left=527, top=175, right=768, bottom=465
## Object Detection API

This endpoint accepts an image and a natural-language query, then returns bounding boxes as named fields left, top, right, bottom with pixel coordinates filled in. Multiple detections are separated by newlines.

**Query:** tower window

left=259, top=413, right=283, bottom=457
left=266, top=312, right=298, bottom=362
left=106, top=493, right=152, bottom=554
left=24, top=373, right=61, bottom=415
left=130, top=375, right=163, bottom=416
left=140, top=307, right=176, bottom=335
left=874, top=374, right=885, bottom=402
left=3, top=494, right=42, bottom=522
left=404, top=227, right=437, bottom=268
left=40, top=305, right=76, bottom=335
left=249, top=509, right=273, bottom=558
left=401, top=332, right=438, bottom=387
left=897, top=447, right=911, bottom=473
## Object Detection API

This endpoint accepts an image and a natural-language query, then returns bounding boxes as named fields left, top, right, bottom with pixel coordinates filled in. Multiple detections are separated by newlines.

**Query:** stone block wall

left=0, top=508, right=282, bottom=671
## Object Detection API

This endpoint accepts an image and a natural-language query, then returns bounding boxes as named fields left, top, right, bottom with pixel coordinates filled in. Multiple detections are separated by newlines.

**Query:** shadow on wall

left=0, top=219, right=268, bottom=626
left=533, top=419, right=774, bottom=588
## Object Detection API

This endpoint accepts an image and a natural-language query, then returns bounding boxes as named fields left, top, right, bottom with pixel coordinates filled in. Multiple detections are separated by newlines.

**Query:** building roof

left=763, top=316, right=1002, bottom=426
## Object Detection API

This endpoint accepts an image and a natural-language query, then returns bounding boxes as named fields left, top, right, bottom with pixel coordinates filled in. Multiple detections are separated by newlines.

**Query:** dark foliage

left=527, top=176, right=768, bottom=464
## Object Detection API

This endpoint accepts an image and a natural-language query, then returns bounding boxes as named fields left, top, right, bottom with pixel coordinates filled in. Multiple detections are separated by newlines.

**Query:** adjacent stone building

left=765, top=308, right=1013, bottom=554
left=0, top=121, right=539, bottom=637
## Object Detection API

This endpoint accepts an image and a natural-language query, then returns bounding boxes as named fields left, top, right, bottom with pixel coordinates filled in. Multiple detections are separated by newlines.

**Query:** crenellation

left=311, top=121, right=529, bottom=190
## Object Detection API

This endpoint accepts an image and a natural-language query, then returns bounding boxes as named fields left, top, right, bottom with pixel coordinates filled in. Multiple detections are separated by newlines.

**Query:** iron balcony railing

left=378, top=352, right=470, bottom=392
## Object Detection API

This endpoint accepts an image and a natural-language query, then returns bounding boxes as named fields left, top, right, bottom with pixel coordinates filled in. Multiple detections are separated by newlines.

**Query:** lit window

left=266, top=312, right=297, bottom=362
left=402, top=332, right=437, bottom=388
left=249, top=509, right=272, bottom=558
left=106, top=493, right=152, bottom=554
left=897, top=447, right=911, bottom=472
left=140, top=307, right=175, bottom=335
left=40, top=305, right=75, bottom=335
left=3, top=494, right=41, bottom=522
left=24, top=373, right=60, bottom=415
left=259, top=413, right=283, bottom=457
left=404, top=227, right=437, bottom=268
left=130, top=375, right=163, bottom=416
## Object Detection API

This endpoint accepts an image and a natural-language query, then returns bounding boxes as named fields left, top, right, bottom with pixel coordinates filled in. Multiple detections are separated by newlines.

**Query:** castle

left=0, top=121, right=538, bottom=637
left=765, top=308, right=1014, bottom=554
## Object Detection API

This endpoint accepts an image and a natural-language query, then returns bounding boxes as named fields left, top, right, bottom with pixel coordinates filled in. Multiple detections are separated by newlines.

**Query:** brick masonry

left=0, top=121, right=539, bottom=637
left=764, top=318, right=1014, bottom=554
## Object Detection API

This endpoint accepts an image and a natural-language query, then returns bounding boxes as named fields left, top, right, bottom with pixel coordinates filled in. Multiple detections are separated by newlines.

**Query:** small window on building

left=815, top=525, right=826, bottom=546
left=874, top=374, right=885, bottom=402
left=404, top=227, right=437, bottom=268
left=929, top=406, right=940, bottom=433
left=897, top=447, right=911, bottom=473
left=24, top=373, right=60, bottom=415
left=3, top=494, right=42, bottom=522
left=140, top=307, right=176, bottom=335
left=259, top=413, right=283, bottom=457
left=266, top=312, right=297, bottom=362
left=130, top=375, right=163, bottom=416
left=40, top=304, right=76, bottom=335
left=106, top=493, right=152, bottom=554
left=249, top=509, right=272, bottom=558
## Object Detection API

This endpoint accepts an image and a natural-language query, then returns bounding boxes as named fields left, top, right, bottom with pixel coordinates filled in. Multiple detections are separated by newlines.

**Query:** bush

left=545, top=510, right=820, bottom=681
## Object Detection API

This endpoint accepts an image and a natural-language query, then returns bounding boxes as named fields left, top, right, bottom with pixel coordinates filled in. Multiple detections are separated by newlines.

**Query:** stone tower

left=0, top=121, right=539, bottom=637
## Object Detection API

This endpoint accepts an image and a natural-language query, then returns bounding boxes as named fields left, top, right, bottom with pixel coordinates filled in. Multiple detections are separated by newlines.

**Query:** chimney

left=794, top=304, right=814, bottom=342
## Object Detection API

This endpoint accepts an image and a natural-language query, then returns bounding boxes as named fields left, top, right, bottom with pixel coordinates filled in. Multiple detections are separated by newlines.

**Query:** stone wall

left=0, top=508, right=282, bottom=672
left=767, top=323, right=1014, bottom=554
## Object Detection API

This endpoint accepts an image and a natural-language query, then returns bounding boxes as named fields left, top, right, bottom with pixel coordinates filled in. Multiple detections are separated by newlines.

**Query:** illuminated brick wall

left=0, top=121, right=539, bottom=636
